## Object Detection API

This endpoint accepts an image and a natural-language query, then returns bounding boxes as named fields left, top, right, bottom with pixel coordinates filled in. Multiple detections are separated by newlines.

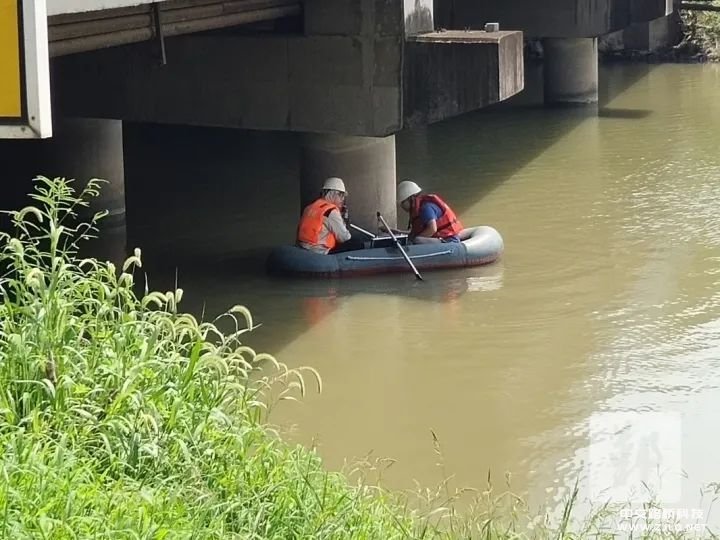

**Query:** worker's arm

left=326, top=208, right=352, bottom=243
left=410, top=202, right=441, bottom=239
left=413, top=219, right=437, bottom=238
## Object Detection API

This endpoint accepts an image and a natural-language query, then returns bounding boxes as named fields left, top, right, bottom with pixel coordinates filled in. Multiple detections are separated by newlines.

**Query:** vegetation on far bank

left=679, top=3, right=720, bottom=61
left=0, top=177, right=714, bottom=538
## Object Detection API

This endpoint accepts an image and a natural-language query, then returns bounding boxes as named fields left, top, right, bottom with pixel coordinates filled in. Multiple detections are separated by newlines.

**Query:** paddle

left=350, top=223, right=377, bottom=239
left=376, top=212, right=423, bottom=281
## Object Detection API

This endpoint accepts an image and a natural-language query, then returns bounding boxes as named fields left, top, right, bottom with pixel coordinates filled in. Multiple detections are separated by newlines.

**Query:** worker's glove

left=341, top=206, right=350, bottom=226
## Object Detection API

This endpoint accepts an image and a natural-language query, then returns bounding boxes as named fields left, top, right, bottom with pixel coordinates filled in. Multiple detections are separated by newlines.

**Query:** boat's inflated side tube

left=266, top=226, right=503, bottom=278
left=266, top=245, right=342, bottom=277
left=458, top=226, right=504, bottom=266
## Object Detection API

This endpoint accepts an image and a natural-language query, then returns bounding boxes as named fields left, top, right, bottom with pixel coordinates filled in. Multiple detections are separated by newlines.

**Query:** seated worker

left=396, top=179, right=463, bottom=244
left=297, top=177, right=352, bottom=254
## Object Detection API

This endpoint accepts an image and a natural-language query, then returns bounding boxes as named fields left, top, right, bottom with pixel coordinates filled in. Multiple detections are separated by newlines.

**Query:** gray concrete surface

left=0, top=117, right=127, bottom=260
left=404, top=30, right=524, bottom=126
left=599, top=12, right=681, bottom=53
left=435, top=0, right=673, bottom=38
left=543, top=38, right=599, bottom=104
left=300, top=134, right=397, bottom=231
left=53, top=27, right=523, bottom=136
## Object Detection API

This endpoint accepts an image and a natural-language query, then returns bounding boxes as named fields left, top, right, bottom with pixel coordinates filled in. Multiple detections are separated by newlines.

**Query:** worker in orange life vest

left=395, top=179, right=464, bottom=244
left=296, top=177, right=352, bottom=254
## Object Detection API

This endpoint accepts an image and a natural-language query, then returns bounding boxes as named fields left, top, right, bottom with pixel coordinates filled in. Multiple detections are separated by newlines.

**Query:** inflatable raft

left=266, top=226, right=504, bottom=278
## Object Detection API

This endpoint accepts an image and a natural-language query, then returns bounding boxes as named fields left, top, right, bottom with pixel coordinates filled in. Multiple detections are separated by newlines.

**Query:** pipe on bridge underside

left=49, top=0, right=300, bottom=57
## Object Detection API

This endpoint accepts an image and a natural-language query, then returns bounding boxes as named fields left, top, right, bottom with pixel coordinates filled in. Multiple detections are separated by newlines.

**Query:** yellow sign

left=0, top=0, right=22, bottom=118
left=1, top=0, right=51, bottom=138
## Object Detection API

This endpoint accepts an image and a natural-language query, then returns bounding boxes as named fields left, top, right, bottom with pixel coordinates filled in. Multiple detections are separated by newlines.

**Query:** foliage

left=681, top=4, right=720, bottom=61
left=0, top=177, right=415, bottom=538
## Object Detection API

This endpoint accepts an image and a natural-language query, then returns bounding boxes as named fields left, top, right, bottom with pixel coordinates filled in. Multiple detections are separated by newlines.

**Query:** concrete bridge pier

left=300, top=134, right=397, bottom=232
left=542, top=38, right=599, bottom=105
left=0, top=117, right=127, bottom=261
left=38, top=118, right=127, bottom=261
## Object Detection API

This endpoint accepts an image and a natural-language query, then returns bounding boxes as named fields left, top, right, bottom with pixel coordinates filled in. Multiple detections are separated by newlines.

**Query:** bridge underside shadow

left=120, top=61, right=655, bottom=355
left=396, top=61, right=654, bottom=218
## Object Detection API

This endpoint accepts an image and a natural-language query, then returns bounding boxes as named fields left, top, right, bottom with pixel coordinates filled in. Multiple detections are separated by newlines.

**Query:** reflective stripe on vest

left=297, top=198, right=340, bottom=251
left=409, top=194, right=463, bottom=239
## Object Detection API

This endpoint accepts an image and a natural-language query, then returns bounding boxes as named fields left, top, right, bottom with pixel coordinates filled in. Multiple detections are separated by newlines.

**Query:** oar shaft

left=377, top=212, right=423, bottom=281
left=350, top=223, right=376, bottom=239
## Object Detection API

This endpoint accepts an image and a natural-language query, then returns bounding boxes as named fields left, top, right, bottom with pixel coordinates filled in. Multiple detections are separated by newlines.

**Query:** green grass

left=0, top=177, right=420, bottom=538
left=0, top=177, right=714, bottom=539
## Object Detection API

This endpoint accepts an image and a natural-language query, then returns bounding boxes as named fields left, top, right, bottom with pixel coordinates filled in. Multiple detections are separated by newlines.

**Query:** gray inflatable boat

left=266, top=226, right=504, bottom=278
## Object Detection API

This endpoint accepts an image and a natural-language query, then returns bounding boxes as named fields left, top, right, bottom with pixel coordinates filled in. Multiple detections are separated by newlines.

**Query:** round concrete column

left=543, top=38, right=598, bottom=105
left=43, top=118, right=127, bottom=261
left=300, top=134, right=397, bottom=232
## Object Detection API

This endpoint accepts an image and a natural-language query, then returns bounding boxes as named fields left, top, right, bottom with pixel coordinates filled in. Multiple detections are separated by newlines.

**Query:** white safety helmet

left=397, top=180, right=422, bottom=203
left=322, top=177, right=346, bottom=193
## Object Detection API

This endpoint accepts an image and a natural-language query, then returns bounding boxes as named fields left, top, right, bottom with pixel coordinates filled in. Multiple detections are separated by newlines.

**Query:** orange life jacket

left=297, top=198, right=340, bottom=251
left=409, top=194, right=463, bottom=239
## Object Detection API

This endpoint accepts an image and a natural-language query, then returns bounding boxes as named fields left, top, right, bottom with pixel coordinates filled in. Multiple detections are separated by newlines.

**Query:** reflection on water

left=125, top=63, right=720, bottom=525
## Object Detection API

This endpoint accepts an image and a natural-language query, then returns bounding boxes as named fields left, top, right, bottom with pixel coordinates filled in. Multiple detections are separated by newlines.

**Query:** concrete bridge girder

left=9, top=0, right=526, bottom=240
left=435, top=0, right=672, bottom=106
left=51, top=29, right=522, bottom=226
left=54, top=0, right=524, bottom=135
left=53, top=31, right=524, bottom=136
left=435, top=0, right=674, bottom=39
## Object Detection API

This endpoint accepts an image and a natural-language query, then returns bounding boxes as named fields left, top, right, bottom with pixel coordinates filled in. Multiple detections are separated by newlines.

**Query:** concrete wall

left=52, top=0, right=524, bottom=136
left=599, top=12, right=681, bottom=52
left=53, top=33, right=403, bottom=137
left=54, top=0, right=407, bottom=137
left=404, top=31, right=523, bottom=127
left=435, top=0, right=673, bottom=38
